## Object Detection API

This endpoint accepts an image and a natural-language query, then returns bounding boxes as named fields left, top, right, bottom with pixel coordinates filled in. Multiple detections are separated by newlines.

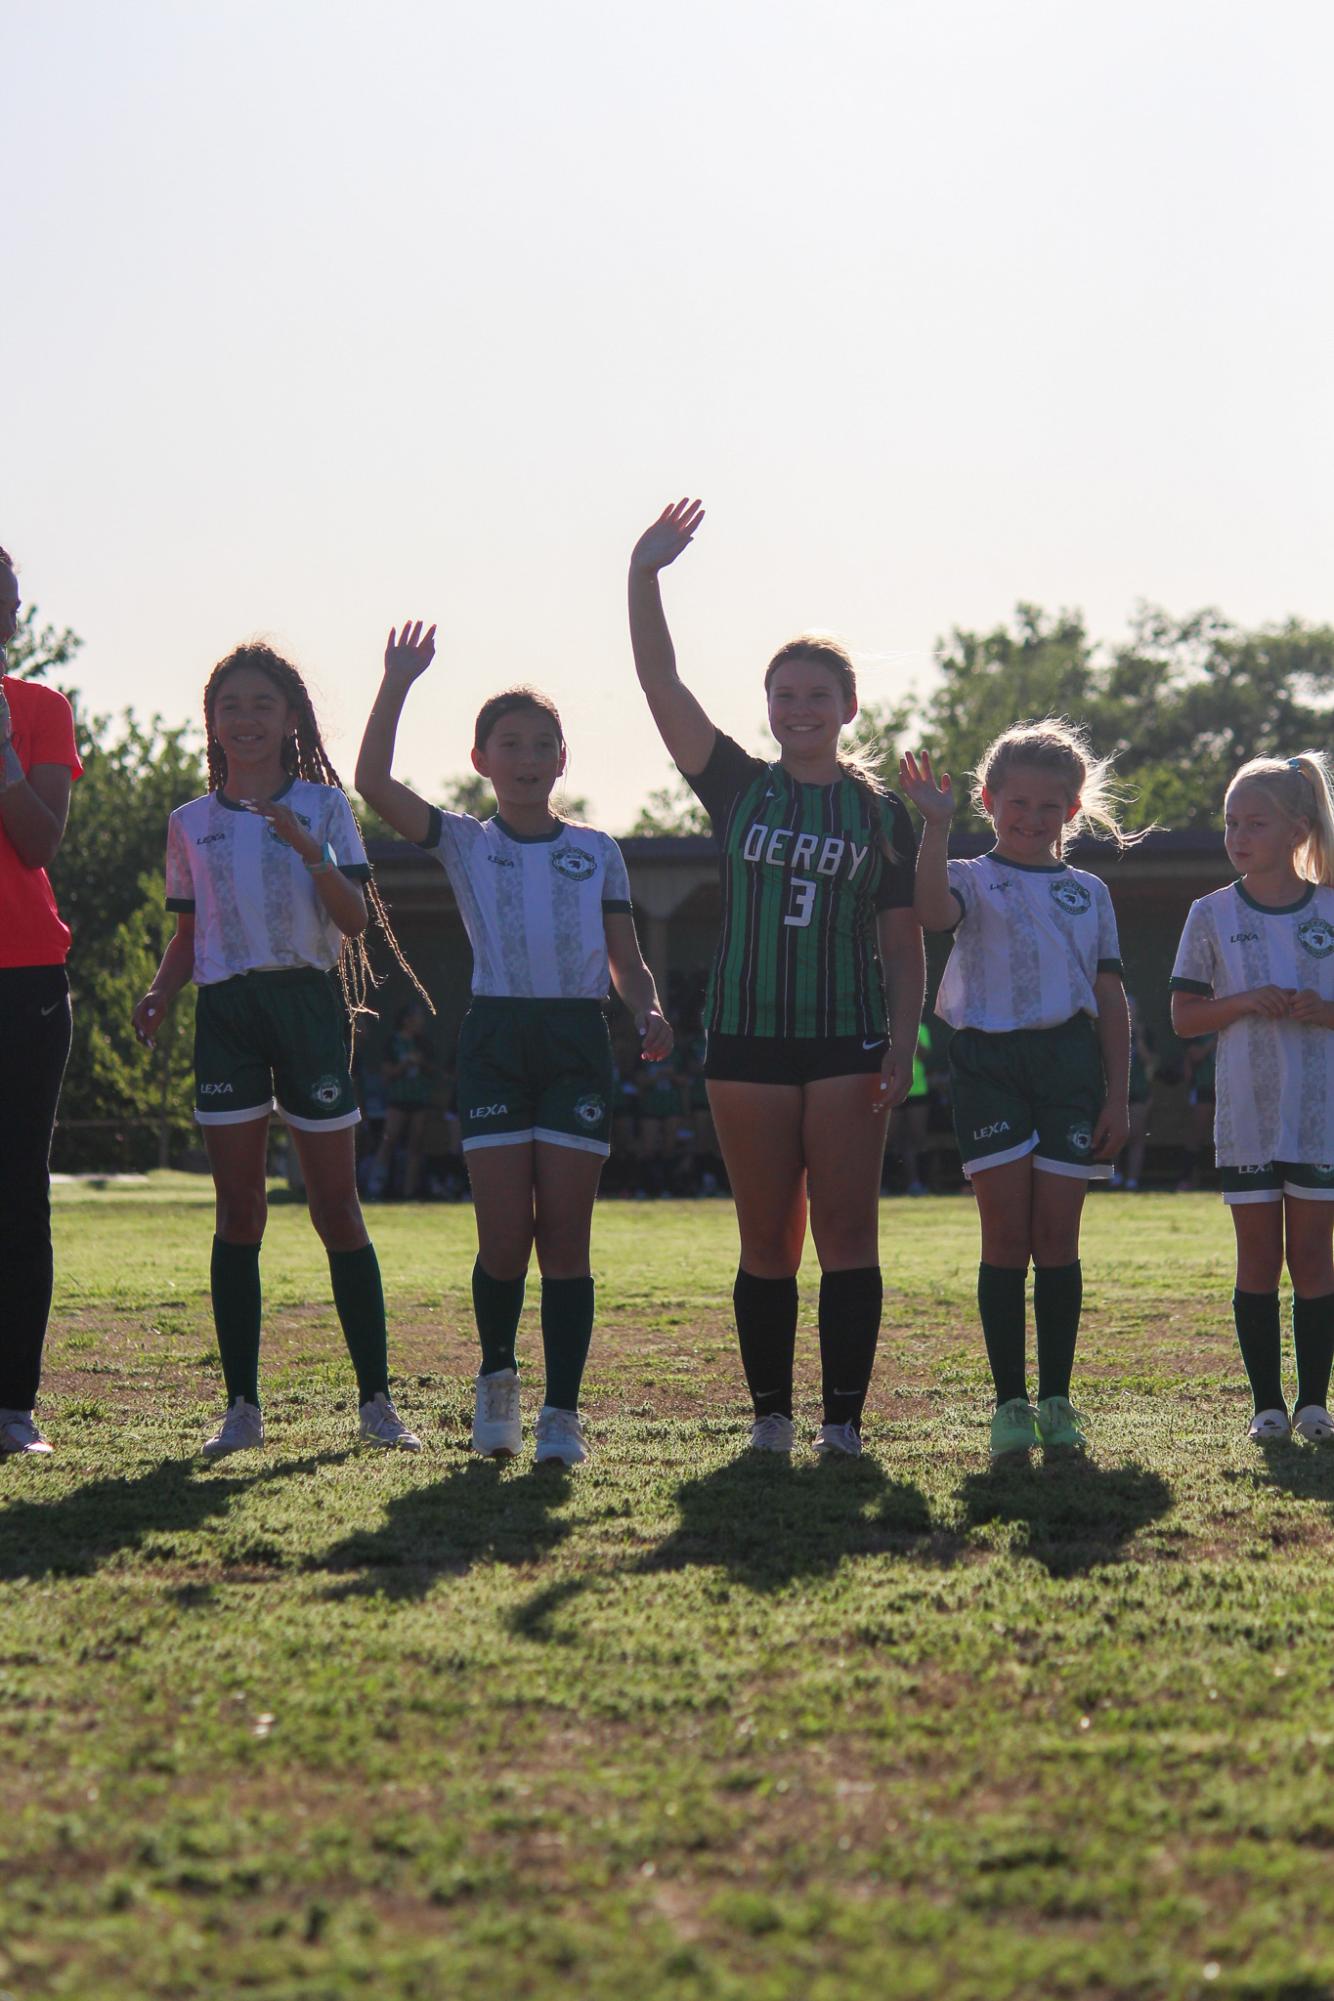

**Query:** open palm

left=384, top=621, right=438, bottom=683
left=630, top=499, right=705, bottom=575
left=898, top=750, right=957, bottom=825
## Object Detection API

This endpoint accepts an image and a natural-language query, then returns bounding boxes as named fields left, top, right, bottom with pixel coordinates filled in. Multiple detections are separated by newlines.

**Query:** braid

left=204, top=643, right=432, bottom=1020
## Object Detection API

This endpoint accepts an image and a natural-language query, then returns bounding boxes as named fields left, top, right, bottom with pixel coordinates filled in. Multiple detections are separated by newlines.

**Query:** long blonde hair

left=972, top=717, right=1140, bottom=855
left=1227, top=753, right=1334, bottom=887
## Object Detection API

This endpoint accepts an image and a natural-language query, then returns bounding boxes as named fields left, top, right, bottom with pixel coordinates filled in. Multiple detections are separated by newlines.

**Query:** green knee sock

left=211, top=1236, right=262, bottom=1406
left=1233, top=1288, right=1283, bottom=1413
left=978, top=1262, right=1028, bottom=1406
left=541, top=1275, right=595, bottom=1412
left=1034, top=1260, right=1083, bottom=1402
left=473, top=1258, right=526, bottom=1376
left=328, top=1244, right=389, bottom=1404
left=1293, top=1291, right=1334, bottom=1413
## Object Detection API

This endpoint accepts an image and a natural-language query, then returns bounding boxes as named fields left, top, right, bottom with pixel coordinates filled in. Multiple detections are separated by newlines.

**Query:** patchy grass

left=3, top=1184, right=1334, bottom=1998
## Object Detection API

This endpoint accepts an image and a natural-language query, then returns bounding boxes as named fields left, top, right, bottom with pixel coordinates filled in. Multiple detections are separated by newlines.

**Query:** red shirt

left=0, top=676, right=83, bottom=968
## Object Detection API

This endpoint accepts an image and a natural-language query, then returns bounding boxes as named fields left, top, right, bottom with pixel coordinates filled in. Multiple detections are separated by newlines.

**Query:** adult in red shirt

left=0, top=547, right=83, bottom=1454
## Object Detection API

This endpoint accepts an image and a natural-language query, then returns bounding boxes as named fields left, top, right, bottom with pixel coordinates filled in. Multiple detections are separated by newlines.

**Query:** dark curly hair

left=205, top=642, right=431, bottom=1018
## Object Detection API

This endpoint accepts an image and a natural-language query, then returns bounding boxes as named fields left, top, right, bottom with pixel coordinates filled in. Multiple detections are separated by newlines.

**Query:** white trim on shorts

left=195, top=1100, right=274, bottom=1127
left=533, top=1124, right=611, bottom=1158
left=961, top=1133, right=1037, bottom=1179
left=1033, top=1154, right=1113, bottom=1182
left=1223, top=1183, right=1334, bottom=1207
left=280, top=1104, right=361, bottom=1134
left=463, top=1127, right=536, bottom=1154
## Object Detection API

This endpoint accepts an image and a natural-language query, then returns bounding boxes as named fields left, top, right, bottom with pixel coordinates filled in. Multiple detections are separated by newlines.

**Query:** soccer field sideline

left=4, top=1187, right=1333, bottom=2000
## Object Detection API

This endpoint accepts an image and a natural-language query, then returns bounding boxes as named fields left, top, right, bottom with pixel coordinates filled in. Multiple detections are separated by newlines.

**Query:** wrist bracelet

left=305, top=840, right=337, bottom=877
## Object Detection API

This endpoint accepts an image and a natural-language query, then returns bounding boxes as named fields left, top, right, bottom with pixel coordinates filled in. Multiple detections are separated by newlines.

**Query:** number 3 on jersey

left=785, top=876, right=816, bottom=929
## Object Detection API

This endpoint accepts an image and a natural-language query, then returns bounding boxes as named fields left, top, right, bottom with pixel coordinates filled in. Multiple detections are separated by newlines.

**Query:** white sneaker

left=1247, top=1407, right=1291, bottom=1443
left=359, top=1392, right=422, bottom=1451
left=472, top=1368, right=521, bottom=1458
left=0, top=1409, right=53, bottom=1456
left=202, top=1398, right=264, bottom=1459
left=749, top=1413, right=796, bottom=1453
left=1293, top=1404, right=1334, bottom=1443
left=534, top=1406, right=588, bottom=1467
left=813, top=1420, right=863, bottom=1458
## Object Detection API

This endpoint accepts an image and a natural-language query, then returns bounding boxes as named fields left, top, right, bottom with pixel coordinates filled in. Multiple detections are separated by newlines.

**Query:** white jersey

left=165, top=782, right=369, bottom=986
left=935, top=853, right=1122, bottom=1032
left=1170, top=881, right=1334, bottom=1166
left=420, top=808, right=632, bottom=1000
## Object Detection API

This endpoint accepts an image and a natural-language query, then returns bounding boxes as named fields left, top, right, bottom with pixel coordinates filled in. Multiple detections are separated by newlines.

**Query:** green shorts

left=1221, top=1162, right=1334, bottom=1205
left=457, top=997, right=613, bottom=1157
left=948, top=1014, right=1109, bottom=1182
left=194, top=968, right=359, bottom=1131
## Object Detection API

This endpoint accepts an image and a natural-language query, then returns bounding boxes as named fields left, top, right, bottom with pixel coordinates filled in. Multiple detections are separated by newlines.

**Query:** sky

left=7, top=0, right=1333, bottom=830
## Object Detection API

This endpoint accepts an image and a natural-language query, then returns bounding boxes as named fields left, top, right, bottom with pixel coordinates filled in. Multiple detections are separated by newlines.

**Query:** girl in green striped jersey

left=629, top=501, right=925, bottom=1459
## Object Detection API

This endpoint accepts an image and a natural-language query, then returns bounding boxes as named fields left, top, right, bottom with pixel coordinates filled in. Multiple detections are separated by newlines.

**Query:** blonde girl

left=901, top=721, right=1132, bottom=1465
left=1170, top=753, right=1334, bottom=1444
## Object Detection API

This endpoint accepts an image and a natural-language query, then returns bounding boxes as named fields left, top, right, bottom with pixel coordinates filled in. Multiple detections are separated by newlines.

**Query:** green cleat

left=989, top=1397, right=1039, bottom=1466
left=1036, top=1395, right=1090, bottom=1458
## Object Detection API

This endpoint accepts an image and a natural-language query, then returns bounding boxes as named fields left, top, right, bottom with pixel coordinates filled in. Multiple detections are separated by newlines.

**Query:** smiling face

left=208, top=666, right=296, bottom=780
left=1224, top=781, right=1306, bottom=881
left=983, top=763, right=1079, bottom=864
left=0, top=563, right=20, bottom=653
left=765, top=658, right=856, bottom=764
left=472, top=702, right=566, bottom=814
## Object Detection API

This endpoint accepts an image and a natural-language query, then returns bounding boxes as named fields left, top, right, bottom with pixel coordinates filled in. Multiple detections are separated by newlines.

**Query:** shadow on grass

left=1224, top=1437, right=1334, bottom=1512
left=957, top=1458, right=1173, bottom=1577
left=313, top=1458, right=575, bottom=1600
left=638, top=1454, right=952, bottom=1590
left=0, top=1451, right=347, bottom=1583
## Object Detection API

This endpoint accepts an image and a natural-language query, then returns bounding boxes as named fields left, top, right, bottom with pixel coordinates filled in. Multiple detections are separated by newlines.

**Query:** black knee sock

left=473, top=1258, right=526, bottom=1376
left=211, top=1237, right=262, bottom=1406
left=1034, top=1260, right=1082, bottom=1402
left=328, top=1244, right=390, bottom=1404
left=978, top=1263, right=1028, bottom=1407
left=1233, top=1288, right=1283, bottom=1413
left=1293, top=1291, right=1334, bottom=1414
left=541, top=1275, right=594, bottom=1412
left=818, top=1266, right=882, bottom=1429
left=733, top=1269, right=798, bottom=1419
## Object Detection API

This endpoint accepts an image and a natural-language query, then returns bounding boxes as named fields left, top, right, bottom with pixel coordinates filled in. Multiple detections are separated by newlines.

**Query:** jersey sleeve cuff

left=1096, top=957, right=1123, bottom=974
left=602, top=898, right=633, bottom=914
left=339, top=862, right=372, bottom=883
left=1169, top=976, right=1212, bottom=994
left=415, top=806, right=444, bottom=851
left=165, top=896, right=196, bottom=913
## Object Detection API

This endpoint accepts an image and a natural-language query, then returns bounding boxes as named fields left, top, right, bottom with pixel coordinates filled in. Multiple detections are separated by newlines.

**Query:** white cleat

left=472, top=1368, right=521, bottom=1459
left=1247, top=1407, right=1291, bottom=1444
left=0, top=1409, right=53, bottom=1456
left=359, top=1393, right=422, bottom=1451
left=202, top=1398, right=265, bottom=1460
left=534, top=1406, right=588, bottom=1467
left=1293, top=1405, right=1334, bottom=1444
left=749, top=1413, right=796, bottom=1454
left=813, top=1420, right=863, bottom=1458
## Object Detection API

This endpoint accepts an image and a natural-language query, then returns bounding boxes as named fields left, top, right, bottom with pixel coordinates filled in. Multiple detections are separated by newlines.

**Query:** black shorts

left=705, top=1031, right=887, bottom=1087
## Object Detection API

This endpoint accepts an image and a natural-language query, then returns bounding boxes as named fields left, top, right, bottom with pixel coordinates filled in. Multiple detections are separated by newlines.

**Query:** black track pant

left=0, top=965, right=71, bottom=1410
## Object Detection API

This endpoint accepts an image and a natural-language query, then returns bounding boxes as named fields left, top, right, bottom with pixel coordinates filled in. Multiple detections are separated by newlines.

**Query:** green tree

left=74, top=874, right=197, bottom=1171
left=3, top=602, right=82, bottom=684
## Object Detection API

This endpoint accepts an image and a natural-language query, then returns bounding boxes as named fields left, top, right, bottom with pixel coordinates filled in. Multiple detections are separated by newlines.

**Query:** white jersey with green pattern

left=935, top=852, right=1122, bottom=1033
left=1170, top=881, right=1334, bottom=1166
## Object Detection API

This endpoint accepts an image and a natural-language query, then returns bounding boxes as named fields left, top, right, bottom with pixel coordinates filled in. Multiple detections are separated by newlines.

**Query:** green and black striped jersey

left=684, top=733, right=917, bottom=1040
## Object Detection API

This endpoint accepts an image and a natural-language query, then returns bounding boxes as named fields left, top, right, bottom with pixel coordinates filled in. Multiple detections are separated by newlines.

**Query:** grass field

left=5, top=1181, right=1334, bottom=2000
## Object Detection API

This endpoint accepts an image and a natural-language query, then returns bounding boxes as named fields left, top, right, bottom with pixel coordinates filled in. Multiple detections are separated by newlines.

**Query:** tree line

left=11, top=596, right=1334, bottom=1167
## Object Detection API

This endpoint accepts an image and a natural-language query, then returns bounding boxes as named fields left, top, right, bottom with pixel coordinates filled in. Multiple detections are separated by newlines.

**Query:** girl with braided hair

left=133, top=643, right=425, bottom=1458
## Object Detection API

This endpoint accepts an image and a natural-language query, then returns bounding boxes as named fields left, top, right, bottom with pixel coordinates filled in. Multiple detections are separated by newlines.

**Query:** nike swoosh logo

left=863, top=1038, right=886, bottom=1051
left=40, top=1000, right=63, bottom=1017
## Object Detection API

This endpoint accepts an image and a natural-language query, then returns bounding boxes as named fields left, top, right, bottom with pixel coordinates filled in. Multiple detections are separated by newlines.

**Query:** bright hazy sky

left=8, top=0, right=1332, bottom=830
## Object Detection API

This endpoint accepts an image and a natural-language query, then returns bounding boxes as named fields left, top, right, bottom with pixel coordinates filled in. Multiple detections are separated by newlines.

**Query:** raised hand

left=383, top=621, right=438, bottom=683
left=241, top=799, right=319, bottom=861
left=898, top=750, right=957, bottom=825
left=630, top=499, right=705, bottom=576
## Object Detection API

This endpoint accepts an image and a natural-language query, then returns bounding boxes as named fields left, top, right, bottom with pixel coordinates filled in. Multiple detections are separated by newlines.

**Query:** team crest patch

left=1314, top=1164, right=1334, bottom=1182
left=310, top=1075, right=345, bottom=1108
left=552, top=847, right=596, bottom=882
left=574, top=1093, right=606, bottom=1129
left=1050, top=879, right=1092, bottom=916
left=1298, top=915, right=1334, bottom=959
left=1066, top=1122, right=1093, bottom=1157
